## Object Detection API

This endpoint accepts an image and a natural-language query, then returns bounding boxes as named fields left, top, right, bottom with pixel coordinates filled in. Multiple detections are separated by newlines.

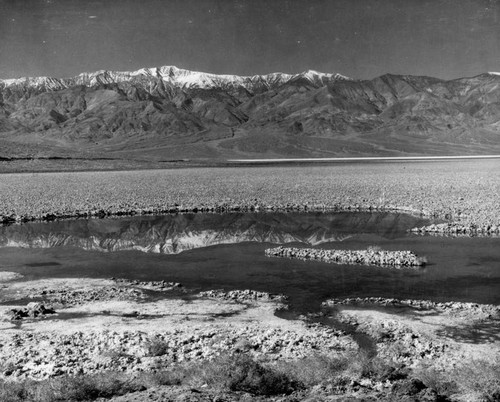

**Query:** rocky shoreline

left=322, top=297, right=500, bottom=319
left=198, top=289, right=288, bottom=304
left=0, top=202, right=422, bottom=226
left=409, top=222, right=500, bottom=236
left=265, top=246, right=427, bottom=267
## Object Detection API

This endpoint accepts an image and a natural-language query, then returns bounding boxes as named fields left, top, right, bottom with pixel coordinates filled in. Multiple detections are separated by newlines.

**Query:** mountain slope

left=1, top=66, right=499, bottom=160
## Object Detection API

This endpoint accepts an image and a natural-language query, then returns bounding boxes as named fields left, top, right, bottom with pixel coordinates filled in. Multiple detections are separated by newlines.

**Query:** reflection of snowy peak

left=0, top=212, right=426, bottom=254
left=1, top=225, right=351, bottom=254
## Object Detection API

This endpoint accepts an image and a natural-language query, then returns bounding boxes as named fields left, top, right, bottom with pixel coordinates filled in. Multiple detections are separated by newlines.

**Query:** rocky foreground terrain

left=0, top=273, right=498, bottom=401
left=0, top=278, right=354, bottom=380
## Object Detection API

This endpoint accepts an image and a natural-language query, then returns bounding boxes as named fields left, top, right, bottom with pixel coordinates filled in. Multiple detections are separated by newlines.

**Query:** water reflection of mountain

left=0, top=212, right=427, bottom=254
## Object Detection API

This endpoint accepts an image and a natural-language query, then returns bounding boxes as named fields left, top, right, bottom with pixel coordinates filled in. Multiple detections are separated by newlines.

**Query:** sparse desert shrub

left=194, top=353, right=299, bottom=396
left=341, top=349, right=373, bottom=378
left=0, top=380, right=31, bottom=402
left=0, top=356, right=298, bottom=401
left=451, top=359, right=500, bottom=402
left=143, top=368, right=185, bottom=387
left=341, top=350, right=407, bottom=382
left=275, top=354, right=350, bottom=387
left=416, top=359, right=500, bottom=401
left=100, top=348, right=133, bottom=365
left=0, top=372, right=146, bottom=402
left=415, top=364, right=458, bottom=397
left=145, top=337, right=169, bottom=357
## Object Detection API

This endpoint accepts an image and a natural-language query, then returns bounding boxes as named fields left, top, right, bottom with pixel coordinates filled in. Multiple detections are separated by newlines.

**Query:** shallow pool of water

left=0, top=212, right=499, bottom=313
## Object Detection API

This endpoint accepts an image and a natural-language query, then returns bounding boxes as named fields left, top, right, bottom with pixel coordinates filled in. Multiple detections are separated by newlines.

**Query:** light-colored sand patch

left=0, top=277, right=121, bottom=304
left=0, top=298, right=250, bottom=334
left=7, top=277, right=116, bottom=292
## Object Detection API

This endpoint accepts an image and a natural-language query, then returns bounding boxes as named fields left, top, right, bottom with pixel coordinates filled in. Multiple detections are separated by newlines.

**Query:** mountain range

left=1, top=66, right=500, bottom=160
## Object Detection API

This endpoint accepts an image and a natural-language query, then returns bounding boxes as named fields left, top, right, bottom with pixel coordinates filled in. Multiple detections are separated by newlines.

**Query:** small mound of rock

left=111, top=278, right=183, bottom=291
left=265, top=246, right=426, bottom=267
left=8, top=302, right=56, bottom=321
left=410, top=222, right=500, bottom=236
left=36, top=287, right=144, bottom=307
left=198, top=289, right=288, bottom=303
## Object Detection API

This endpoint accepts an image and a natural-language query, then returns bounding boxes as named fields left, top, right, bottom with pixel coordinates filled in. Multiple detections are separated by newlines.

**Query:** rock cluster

left=410, top=222, right=500, bottom=236
left=198, top=289, right=288, bottom=303
left=265, top=246, right=426, bottom=267
left=8, top=302, right=56, bottom=321
left=34, top=287, right=144, bottom=307
left=112, top=278, right=183, bottom=291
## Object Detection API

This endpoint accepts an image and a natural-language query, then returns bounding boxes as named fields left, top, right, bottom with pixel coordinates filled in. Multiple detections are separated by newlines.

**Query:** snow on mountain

left=0, top=65, right=353, bottom=92
left=0, top=76, right=67, bottom=90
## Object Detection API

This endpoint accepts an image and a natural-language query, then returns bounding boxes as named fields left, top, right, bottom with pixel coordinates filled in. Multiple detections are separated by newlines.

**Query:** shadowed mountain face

left=0, top=212, right=429, bottom=254
left=1, top=66, right=500, bottom=159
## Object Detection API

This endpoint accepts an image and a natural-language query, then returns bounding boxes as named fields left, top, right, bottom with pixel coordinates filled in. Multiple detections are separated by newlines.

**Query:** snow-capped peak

left=488, top=72, right=500, bottom=76
left=295, top=69, right=352, bottom=84
left=0, top=65, right=352, bottom=91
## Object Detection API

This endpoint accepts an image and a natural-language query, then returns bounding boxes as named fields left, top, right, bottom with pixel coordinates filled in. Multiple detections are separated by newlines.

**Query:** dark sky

left=0, top=0, right=499, bottom=80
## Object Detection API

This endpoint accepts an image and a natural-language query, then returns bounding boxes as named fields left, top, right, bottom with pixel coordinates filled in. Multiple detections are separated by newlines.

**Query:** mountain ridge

left=0, top=65, right=354, bottom=92
left=1, top=65, right=500, bottom=160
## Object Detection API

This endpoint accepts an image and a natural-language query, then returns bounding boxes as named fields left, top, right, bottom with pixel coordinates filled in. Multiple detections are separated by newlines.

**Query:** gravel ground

left=0, top=160, right=498, bottom=228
